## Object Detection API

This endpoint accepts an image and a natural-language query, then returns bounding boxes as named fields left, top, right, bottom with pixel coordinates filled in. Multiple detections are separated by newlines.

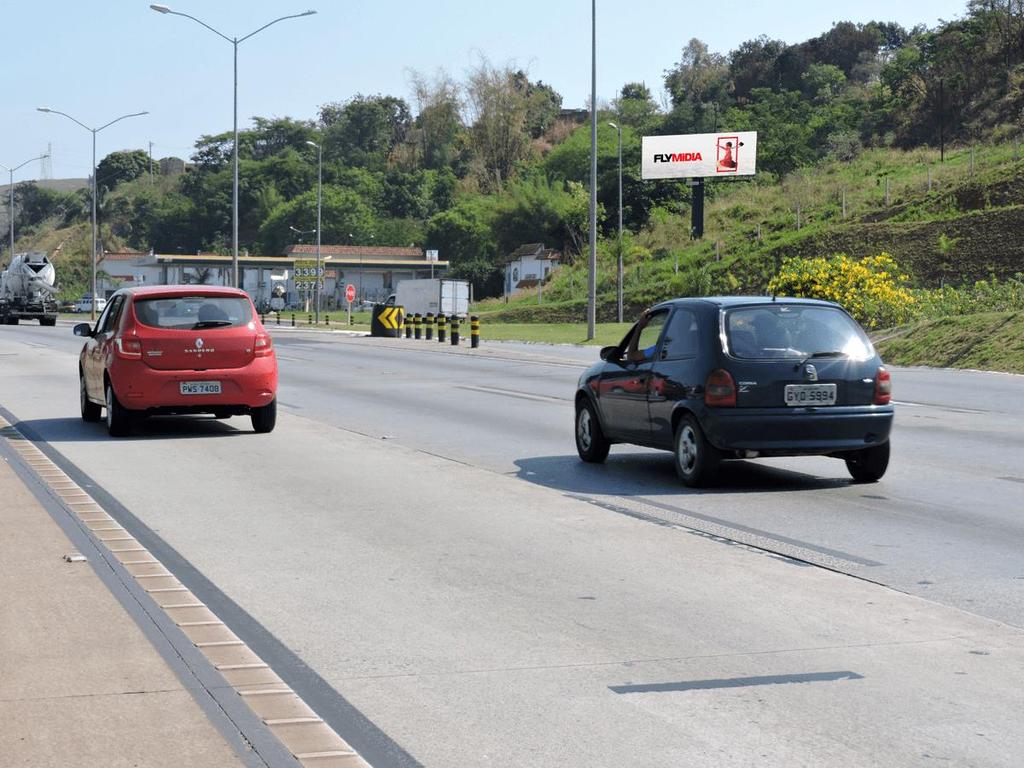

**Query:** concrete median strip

left=0, top=414, right=374, bottom=768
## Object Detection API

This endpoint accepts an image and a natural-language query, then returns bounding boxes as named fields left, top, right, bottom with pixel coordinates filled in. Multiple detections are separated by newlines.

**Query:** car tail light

left=874, top=366, right=892, bottom=405
left=114, top=337, right=142, bottom=360
left=705, top=368, right=736, bottom=407
left=254, top=333, right=273, bottom=357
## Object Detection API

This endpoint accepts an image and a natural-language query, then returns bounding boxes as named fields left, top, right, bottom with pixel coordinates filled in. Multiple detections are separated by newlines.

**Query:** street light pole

left=587, top=0, right=598, bottom=340
left=37, top=108, right=147, bottom=321
left=150, top=5, right=317, bottom=291
left=608, top=121, right=623, bottom=323
left=289, top=224, right=317, bottom=313
left=1, top=154, right=48, bottom=258
left=306, top=140, right=322, bottom=323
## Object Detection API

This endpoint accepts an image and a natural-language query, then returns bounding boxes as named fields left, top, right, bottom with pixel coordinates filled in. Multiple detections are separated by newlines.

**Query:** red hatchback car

left=74, top=286, right=278, bottom=436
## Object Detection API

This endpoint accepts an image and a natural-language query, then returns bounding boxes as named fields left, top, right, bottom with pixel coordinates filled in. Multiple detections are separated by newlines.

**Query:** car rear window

left=725, top=305, right=872, bottom=360
left=134, top=295, right=253, bottom=330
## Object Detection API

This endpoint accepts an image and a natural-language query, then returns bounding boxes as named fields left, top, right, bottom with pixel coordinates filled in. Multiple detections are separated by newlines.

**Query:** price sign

left=294, top=260, right=318, bottom=290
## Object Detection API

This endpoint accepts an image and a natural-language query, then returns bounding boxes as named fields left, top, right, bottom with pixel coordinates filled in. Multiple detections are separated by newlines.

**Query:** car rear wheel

left=674, top=414, right=720, bottom=487
left=845, top=441, right=890, bottom=483
left=39, top=317, right=56, bottom=326
left=575, top=398, right=610, bottom=463
left=105, top=383, right=132, bottom=437
left=251, top=398, right=277, bottom=434
left=80, top=374, right=102, bottom=423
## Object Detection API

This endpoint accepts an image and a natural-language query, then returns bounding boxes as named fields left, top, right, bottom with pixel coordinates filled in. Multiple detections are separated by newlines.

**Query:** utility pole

left=148, top=141, right=154, bottom=185
left=586, top=0, right=597, bottom=340
left=608, top=121, right=623, bottom=323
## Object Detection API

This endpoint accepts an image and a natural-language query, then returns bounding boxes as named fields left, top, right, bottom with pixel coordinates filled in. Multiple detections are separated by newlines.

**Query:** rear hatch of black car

left=720, top=303, right=880, bottom=408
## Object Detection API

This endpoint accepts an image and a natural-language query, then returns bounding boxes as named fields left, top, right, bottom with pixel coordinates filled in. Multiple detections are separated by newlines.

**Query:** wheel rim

left=678, top=425, right=698, bottom=475
left=105, top=386, right=113, bottom=429
left=577, top=408, right=592, bottom=452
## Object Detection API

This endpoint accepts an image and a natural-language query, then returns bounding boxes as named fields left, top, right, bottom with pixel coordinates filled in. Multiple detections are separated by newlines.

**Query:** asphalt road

left=2, top=322, right=1023, bottom=767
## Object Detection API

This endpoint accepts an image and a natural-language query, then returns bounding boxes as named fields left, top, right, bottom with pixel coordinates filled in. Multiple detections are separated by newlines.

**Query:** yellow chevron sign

left=378, top=306, right=402, bottom=330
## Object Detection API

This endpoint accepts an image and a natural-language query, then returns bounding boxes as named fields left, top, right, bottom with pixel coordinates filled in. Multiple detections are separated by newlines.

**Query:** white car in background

left=73, top=295, right=107, bottom=314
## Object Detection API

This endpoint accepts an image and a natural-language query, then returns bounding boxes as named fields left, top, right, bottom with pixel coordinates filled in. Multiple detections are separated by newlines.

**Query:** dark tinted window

left=661, top=309, right=699, bottom=359
left=134, top=295, right=253, bottom=330
left=725, top=305, right=872, bottom=360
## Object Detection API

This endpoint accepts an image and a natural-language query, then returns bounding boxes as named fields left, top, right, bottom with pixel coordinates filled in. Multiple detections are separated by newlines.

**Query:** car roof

left=652, top=295, right=840, bottom=310
left=119, top=285, right=250, bottom=299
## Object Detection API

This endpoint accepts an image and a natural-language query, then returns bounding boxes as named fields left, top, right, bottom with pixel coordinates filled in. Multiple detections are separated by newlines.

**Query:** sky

left=1, top=0, right=970, bottom=181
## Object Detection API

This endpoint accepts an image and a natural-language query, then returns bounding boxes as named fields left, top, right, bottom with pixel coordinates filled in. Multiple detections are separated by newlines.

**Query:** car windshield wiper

left=794, top=350, right=846, bottom=370
left=192, top=320, right=233, bottom=329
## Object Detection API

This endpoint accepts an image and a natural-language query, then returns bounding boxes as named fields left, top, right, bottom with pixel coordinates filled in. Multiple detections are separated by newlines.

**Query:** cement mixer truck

left=0, top=252, right=59, bottom=326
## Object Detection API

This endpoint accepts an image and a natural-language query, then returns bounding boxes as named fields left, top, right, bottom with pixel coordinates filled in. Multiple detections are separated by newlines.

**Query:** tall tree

left=464, top=58, right=534, bottom=189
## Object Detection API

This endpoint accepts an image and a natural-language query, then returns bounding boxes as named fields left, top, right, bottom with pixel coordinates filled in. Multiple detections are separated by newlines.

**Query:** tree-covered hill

left=7, top=1, right=1024, bottom=304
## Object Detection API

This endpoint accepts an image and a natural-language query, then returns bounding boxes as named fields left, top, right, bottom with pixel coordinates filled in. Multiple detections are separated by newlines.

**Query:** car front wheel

left=845, top=441, right=890, bottom=483
left=251, top=398, right=277, bottom=434
left=674, top=414, right=720, bottom=487
left=80, top=374, right=102, bottom=423
left=575, top=398, right=610, bottom=463
left=105, top=383, right=132, bottom=437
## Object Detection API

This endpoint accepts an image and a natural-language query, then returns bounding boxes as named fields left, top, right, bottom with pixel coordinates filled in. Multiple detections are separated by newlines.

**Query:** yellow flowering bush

left=767, top=253, right=917, bottom=329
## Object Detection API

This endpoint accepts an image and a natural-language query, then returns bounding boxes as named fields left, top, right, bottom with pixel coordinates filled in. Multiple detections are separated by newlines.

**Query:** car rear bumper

left=111, top=358, right=277, bottom=411
left=701, top=405, right=894, bottom=455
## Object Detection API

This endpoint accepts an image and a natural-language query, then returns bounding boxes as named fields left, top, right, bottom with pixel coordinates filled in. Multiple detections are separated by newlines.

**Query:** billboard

left=642, top=131, right=757, bottom=180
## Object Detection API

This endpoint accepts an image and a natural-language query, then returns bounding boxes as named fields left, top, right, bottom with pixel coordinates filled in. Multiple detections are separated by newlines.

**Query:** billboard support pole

left=690, top=178, right=705, bottom=240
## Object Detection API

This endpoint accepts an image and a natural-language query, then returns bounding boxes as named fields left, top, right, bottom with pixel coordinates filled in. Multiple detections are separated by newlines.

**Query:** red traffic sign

left=345, top=284, right=356, bottom=303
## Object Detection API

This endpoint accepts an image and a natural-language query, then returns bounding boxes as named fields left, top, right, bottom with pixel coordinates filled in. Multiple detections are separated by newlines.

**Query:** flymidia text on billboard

left=641, top=132, right=758, bottom=180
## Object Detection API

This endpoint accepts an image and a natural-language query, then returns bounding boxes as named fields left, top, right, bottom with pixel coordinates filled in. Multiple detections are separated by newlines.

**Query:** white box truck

left=386, top=278, right=469, bottom=318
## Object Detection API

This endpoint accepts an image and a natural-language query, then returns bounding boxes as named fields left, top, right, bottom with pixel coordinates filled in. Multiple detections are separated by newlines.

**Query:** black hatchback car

left=575, top=297, right=894, bottom=486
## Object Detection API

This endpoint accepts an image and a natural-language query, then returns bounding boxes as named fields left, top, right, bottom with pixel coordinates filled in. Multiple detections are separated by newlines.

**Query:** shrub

left=767, top=252, right=917, bottom=328
left=915, top=273, right=1024, bottom=317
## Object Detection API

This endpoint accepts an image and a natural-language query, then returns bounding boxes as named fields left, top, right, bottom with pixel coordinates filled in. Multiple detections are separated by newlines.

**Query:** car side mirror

left=599, top=345, right=621, bottom=362
left=73, top=323, right=93, bottom=337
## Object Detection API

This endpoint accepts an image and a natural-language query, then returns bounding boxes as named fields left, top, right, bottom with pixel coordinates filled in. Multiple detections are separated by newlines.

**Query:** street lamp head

left=300, top=10, right=317, bottom=16
left=305, top=140, right=319, bottom=149
left=37, top=107, right=52, bottom=113
left=150, top=4, right=171, bottom=13
left=607, top=122, right=618, bottom=130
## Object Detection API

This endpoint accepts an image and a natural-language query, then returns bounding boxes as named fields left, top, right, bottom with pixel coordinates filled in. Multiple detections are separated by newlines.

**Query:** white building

left=95, top=245, right=450, bottom=310
left=504, top=243, right=561, bottom=296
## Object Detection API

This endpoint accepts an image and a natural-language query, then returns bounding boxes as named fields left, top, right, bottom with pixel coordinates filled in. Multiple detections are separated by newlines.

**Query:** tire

left=250, top=398, right=277, bottom=434
left=673, top=414, right=720, bottom=487
left=6, top=316, right=18, bottom=325
left=40, top=317, right=56, bottom=327
left=80, top=374, right=102, bottom=423
left=213, top=410, right=233, bottom=419
left=575, top=398, right=610, bottom=463
left=105, top=383, right=132, bottom=437
left=845, top=441, right=890, bottom=483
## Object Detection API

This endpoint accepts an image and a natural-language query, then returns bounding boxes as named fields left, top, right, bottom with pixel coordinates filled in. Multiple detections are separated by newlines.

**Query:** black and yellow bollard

left=450, top=316, right=460, bottom=346
left=471, top=315, right=480, bottom=348
left=413, top=313, right=422, bottom=340
left=291, top=314, right=296, bottom=327
left=308, top=313, right=313, bottom=326
left=325, top=315, right=330, bottom=326
left=404, top=314, right=412, bottom=338
left=425, top=313, right=434, bottom=340
left=276, top=312, right=281, bottom=326
left=437, top=314, right=447, bottom=343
